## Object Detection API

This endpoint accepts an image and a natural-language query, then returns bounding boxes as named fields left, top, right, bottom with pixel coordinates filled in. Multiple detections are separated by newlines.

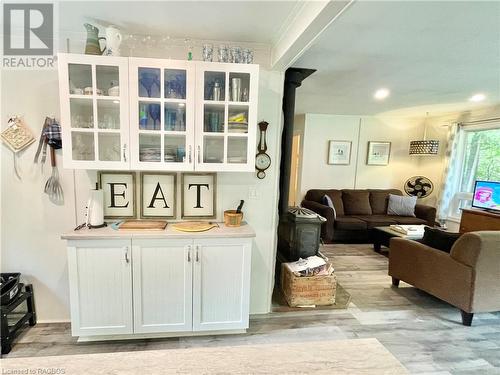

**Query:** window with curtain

left=459, top=127, right=500, bottom=191
left=447, top=125, right=500, bottom=220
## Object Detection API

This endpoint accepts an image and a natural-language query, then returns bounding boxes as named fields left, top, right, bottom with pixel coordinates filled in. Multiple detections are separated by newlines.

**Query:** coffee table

left=373, top=226, right=425, bottom=252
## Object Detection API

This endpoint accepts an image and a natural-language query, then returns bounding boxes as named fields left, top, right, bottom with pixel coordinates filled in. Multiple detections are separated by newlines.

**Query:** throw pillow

left=342, top=190, right=372, bottom=215
left=387, top=194, right=417, bottom=216
left=322, top=194, right=337, bottom=219
left=420, top=227, right=461, bottom=253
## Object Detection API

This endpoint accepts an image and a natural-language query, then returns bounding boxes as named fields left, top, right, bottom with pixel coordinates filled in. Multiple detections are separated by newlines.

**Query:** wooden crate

left=280, top=263, right=336, bottom=307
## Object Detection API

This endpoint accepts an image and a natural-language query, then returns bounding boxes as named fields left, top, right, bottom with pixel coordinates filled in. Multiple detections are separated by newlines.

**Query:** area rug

left=1, top=338, right=408, bottom=374
left=271, top=282, right=351, bottom=312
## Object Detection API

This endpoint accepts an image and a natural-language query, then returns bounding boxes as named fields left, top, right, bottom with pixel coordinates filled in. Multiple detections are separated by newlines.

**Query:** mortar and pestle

left=224, top=200, right=244, bottom=227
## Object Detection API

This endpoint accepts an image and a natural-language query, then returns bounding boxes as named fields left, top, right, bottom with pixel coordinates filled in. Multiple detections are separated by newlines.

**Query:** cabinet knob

left=195, top=245, right=200, bottom=262
left=197, top=146, right=201, bottom=164
left=187, top=245, right=191, bottom=262
left=123, top=144, right=127, bottom=162
left=189, top=145, right=192, bottom=163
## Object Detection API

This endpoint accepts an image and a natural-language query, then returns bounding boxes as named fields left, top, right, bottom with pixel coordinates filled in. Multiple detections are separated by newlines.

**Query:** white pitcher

left=105, top=25, right=122, bottom=56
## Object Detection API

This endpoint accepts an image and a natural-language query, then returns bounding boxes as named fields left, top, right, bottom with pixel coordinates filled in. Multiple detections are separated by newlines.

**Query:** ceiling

left=58, top=1, right=301, bottom=44
left=294, top=1, right=500, bottom=116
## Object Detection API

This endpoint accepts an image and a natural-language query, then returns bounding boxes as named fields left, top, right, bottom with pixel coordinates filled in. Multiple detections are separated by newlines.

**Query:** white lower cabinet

left=132, top=239, right=193, bottom=333
left=193, top=238, right=251, bottom=331
left=66, top=236, right=252, bottom=338
left=67, top=240, right=133, bottom=336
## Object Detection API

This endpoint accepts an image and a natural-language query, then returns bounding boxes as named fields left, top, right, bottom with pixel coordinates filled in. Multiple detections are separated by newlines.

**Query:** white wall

left=1, top=64, right=283, bottom=321
left=297, top=113, right=432, bottom=201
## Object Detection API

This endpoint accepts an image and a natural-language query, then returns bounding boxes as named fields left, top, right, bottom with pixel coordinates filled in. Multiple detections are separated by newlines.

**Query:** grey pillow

left=387, top=194, right=417, bottom=216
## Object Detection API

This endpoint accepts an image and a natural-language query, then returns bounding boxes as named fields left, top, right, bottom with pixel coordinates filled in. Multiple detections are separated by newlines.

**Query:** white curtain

left=436, top=123, right=462, bottom=220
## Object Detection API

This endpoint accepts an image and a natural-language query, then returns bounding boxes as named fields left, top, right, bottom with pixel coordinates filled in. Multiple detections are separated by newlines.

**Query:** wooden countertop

left=61, top=222, right=256, bottom=240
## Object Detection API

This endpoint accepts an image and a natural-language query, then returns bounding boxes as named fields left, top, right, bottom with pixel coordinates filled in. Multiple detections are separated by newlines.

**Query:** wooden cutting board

left=119, top=220, right=167, bottom=231
left=171, top=221, right=218, bottom=232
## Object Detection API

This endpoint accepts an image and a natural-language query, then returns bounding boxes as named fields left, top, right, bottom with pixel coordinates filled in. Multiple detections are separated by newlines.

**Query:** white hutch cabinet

left=58, top=53, right=259, bottom=172
left=63, top=226, right=254, bottom=340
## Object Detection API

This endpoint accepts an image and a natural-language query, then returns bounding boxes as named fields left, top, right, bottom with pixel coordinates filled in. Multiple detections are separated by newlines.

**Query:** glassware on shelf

left=204, top=104, right=224, bottom=133
left=164, top=69, right=186, bottom=99
left=139, top=103, right=148, bottom=129
left=148, top=103, right=161, bottom=129
left=227, top=137, right=248, bottom=163
left=212, top=81, right=221, bottom=101
left=139, top=70, right=160, bottom=98
left=230, top=46, right=242, bottom=63
left=231, top=78, right=242, bottom=102
left=164, top=135, right=186, bottom=163
left=72, top=132, right=95, bottom=161
left=242, top=48, right=253, bottom=64
left=98, top=133, right=121, bottom=161
left=185, top=38, right=193, bottom=61
left=241, top=87, right=249, bottom=102
left=202, top=44, right=213, bottom=62
left=218, top=45, right=228, bottom=62
left=175, top=105, right=185, bottom=131
left=204, top=71, right=225, bottom=101
left=97, top=100, right=119, bottom=129
left=203, top=136, right=224, bottom=163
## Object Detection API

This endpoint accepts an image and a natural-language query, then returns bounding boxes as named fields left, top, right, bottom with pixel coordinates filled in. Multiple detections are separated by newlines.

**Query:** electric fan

left=404, top=176, right=434, bottom=198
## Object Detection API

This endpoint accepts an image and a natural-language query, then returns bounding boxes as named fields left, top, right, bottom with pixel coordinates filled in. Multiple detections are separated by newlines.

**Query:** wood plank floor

left=5, top=244, right=500, bottom=374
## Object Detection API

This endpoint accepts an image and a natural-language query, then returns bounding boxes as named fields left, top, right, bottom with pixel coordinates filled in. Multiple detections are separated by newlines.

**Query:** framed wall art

left=140, top=172, right=176, bottom=219
left=181, top=173, right=216, bottom=219
left=367, top=141, right=391, bottom=166
left=98, top=171, right=136, bottom=219
left=328, top=140, right=352, bottom=165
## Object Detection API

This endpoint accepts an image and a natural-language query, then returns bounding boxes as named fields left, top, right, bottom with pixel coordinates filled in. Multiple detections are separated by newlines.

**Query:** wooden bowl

left=224, top=210, right=243, bottom=227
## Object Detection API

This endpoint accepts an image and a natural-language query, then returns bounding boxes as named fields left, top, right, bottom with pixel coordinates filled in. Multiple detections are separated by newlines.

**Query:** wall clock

left=255, top=121, right=271, bottom=179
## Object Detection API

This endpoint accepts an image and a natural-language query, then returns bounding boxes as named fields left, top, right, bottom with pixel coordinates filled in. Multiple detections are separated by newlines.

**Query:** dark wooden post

left=278, top=68, right=315, bottom=215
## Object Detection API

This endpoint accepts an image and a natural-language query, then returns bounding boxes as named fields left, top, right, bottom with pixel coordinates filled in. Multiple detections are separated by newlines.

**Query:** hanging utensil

left=44, top=146, right=64, bottom=204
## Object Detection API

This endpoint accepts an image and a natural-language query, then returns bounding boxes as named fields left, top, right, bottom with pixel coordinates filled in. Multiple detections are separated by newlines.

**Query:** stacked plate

left=228, top=122, right=248, bottom=133
left=139, top=147, right=161, bottom=162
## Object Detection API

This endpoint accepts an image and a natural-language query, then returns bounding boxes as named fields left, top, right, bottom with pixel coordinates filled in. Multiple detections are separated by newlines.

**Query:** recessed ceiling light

left=374, top=88, right=390, bottom=100
left=469, top=93, right=486, bottom=102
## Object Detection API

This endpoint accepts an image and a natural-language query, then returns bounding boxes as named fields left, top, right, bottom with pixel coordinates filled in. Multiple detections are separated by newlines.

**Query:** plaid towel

left=43, top=119, right=62, bottom=149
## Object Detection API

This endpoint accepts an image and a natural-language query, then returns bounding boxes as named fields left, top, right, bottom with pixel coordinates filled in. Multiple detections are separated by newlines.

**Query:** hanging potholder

left=1, top=117, right=35, bottom=152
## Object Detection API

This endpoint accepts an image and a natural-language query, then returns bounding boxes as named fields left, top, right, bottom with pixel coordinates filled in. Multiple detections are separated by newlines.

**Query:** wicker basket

left=281, top=263, right=336, bottom=307
left=224, top=210, right=243, bottom=227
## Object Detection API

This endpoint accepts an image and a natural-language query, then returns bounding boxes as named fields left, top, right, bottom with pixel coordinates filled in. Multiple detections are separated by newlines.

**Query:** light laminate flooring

left=5, top=244, right=500, bottom=374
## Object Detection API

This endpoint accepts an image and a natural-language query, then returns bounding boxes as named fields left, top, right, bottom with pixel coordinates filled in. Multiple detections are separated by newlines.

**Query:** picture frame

left=98, top=171, right=136, bottom=219
left=140, top=172, right=176, bottom=219
left=367, top=141, right=391, bottom=165
left=328, top=140, right=352, bottom=165
left=181, top=173, right=217, bottom=219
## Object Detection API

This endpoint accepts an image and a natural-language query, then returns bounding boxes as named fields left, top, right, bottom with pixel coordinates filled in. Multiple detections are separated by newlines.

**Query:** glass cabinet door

left=59, top=54, right=129, bottom=169
left=195, top=63, right=258, bottom=172
left=129, top=58, right=194, bottom=170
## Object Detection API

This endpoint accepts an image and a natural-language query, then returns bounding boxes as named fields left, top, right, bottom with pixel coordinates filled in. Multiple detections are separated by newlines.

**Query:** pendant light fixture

left=409, top=112, right=439, bottom=155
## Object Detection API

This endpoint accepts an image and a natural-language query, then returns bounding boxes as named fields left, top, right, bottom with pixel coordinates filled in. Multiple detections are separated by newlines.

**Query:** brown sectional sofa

left=301, top=189, right=436, bottom=243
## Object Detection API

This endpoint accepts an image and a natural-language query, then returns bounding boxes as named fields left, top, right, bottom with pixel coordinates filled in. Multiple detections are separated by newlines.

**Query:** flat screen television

left=472, top=180, right=500, bottom=212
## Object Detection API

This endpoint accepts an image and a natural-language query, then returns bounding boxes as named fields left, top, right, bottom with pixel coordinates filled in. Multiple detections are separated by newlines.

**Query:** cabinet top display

left=61, top=222, right=255, bottom=240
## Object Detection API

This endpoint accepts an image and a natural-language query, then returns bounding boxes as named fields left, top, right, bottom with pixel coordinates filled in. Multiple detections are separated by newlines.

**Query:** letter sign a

left=140, top=173, right=176, bottom=218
